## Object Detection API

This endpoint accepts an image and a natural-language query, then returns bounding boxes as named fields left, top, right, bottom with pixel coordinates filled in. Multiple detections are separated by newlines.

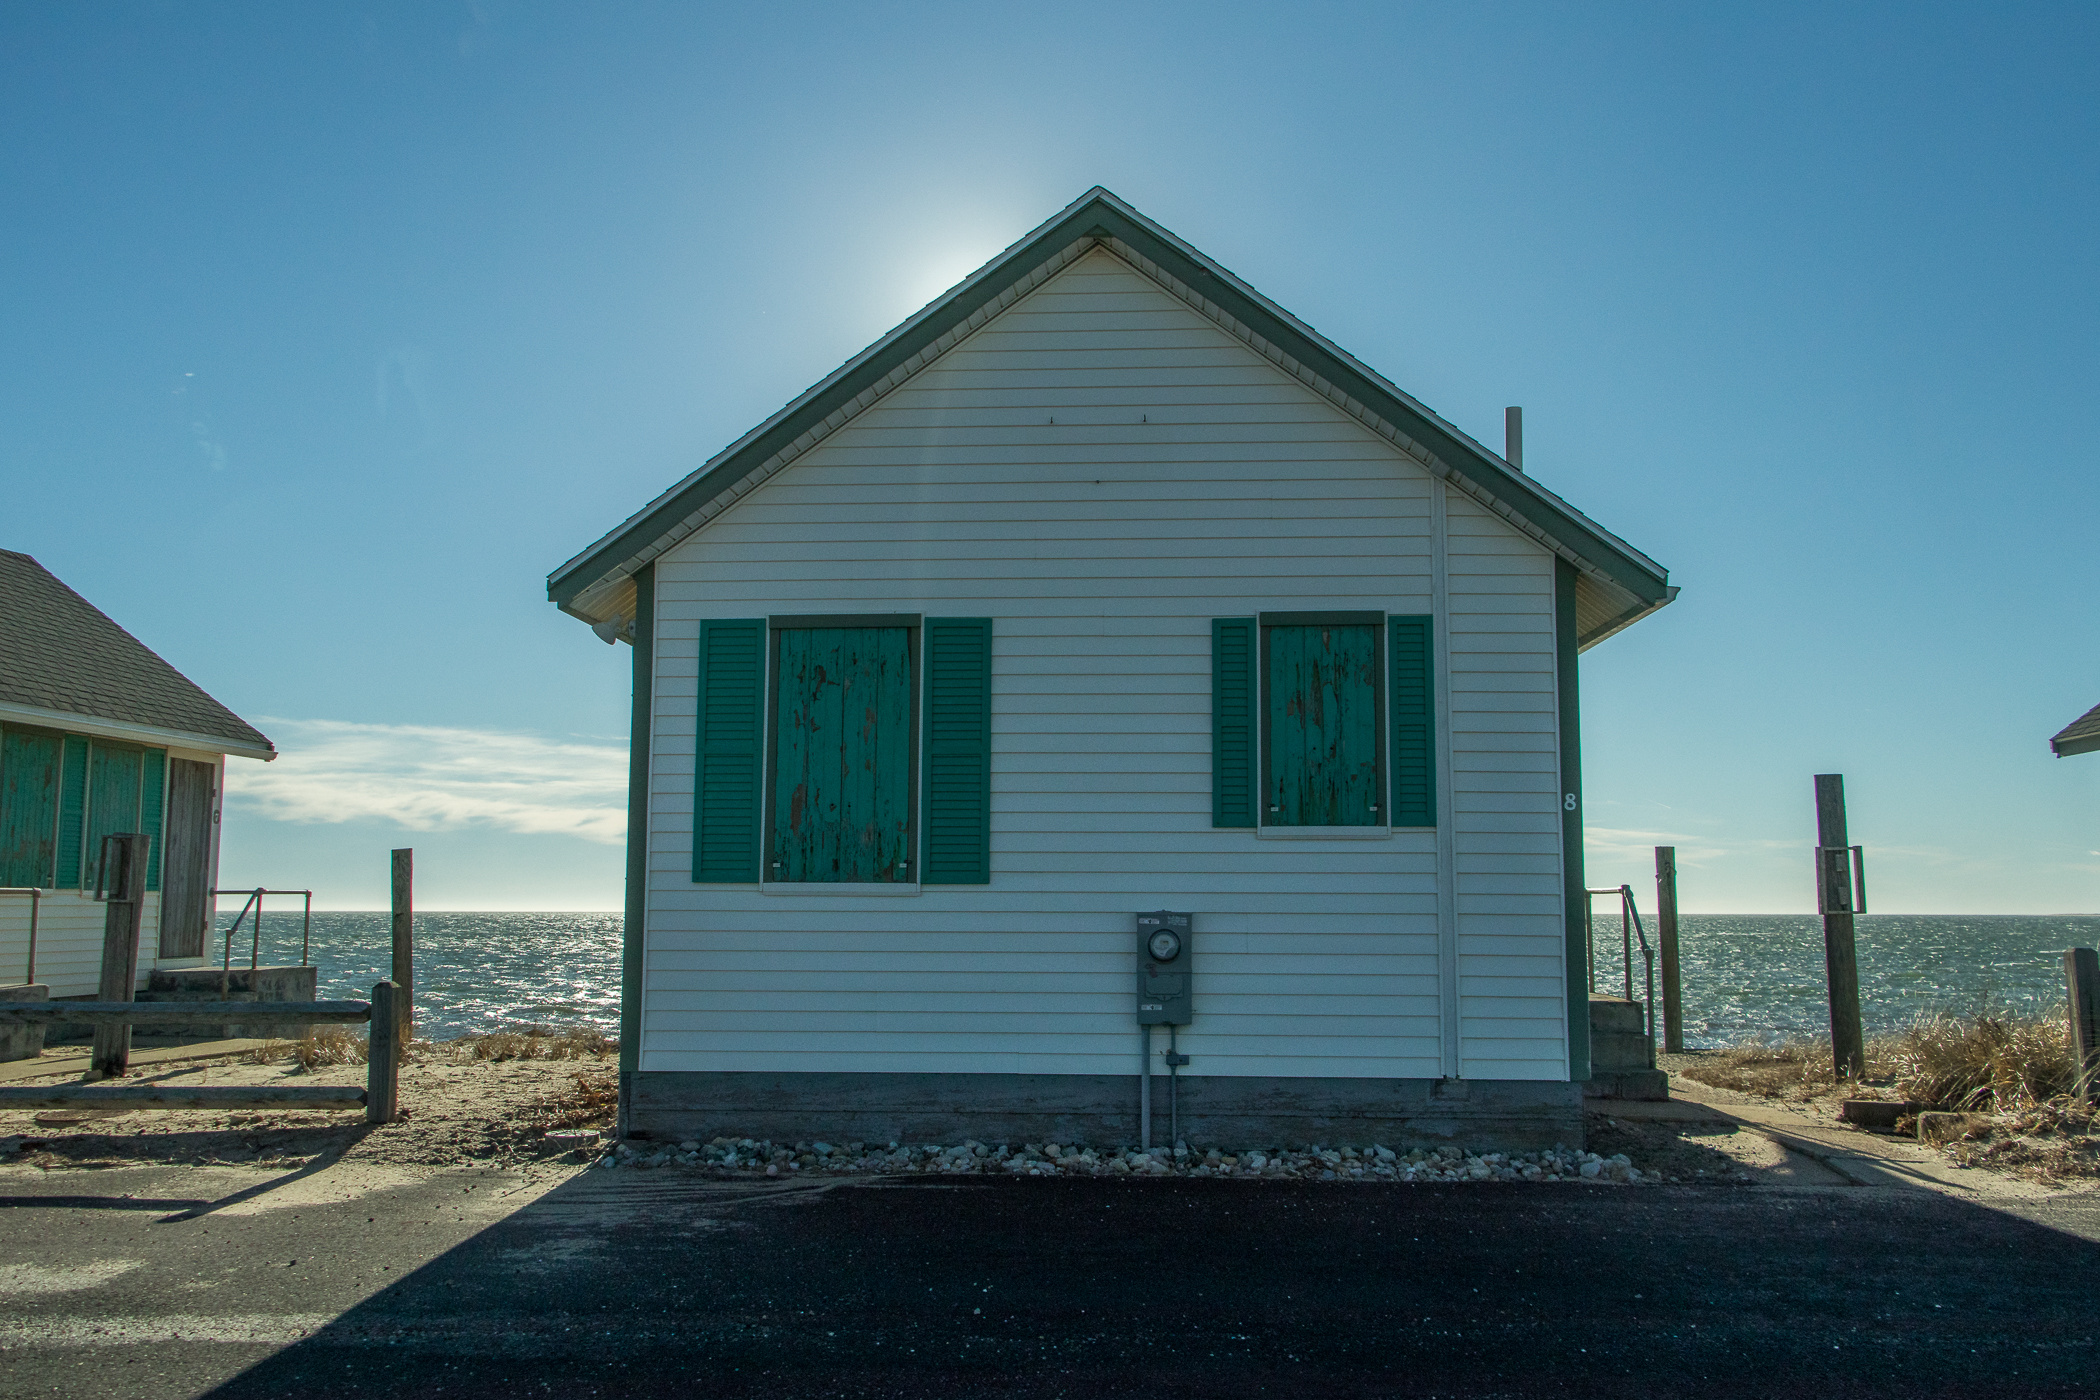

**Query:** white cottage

left=548, top=189, right=1676, bottom=1150
left=0, top=551, right=275, bottom=998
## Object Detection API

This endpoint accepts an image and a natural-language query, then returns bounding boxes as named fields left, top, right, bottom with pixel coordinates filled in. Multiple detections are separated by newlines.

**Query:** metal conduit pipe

left=1139, top=1024, right=1152, bottom=1149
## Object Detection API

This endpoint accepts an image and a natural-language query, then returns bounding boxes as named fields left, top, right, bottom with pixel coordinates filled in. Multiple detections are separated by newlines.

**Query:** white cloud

left=224, top=719, right=627, bottom=845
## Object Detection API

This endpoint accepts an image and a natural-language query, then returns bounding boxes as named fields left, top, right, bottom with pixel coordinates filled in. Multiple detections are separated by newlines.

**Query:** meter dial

left=1147, top=929, right=1182, bottom=962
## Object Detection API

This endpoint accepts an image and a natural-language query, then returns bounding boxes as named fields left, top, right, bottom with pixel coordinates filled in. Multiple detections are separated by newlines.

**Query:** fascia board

left=548, top=187, right=1674, bottom=617
left=0, top=701, right=277, bottom=761
left=2055, top=733, right=2100, bottom=758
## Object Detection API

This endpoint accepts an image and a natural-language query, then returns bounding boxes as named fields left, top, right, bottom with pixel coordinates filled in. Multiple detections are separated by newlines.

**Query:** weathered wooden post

left=391, top=849, right=413, bottom=1036
left=2064, top=948, right=2100, bottom=1106
left=90, top=834, right=150, bottom=1080
left=1814, top=775, right=1866, bottom=1081
left=1655, top=846, right=1683, bottom=1054
left=366, top=979, right=403, bottom=1125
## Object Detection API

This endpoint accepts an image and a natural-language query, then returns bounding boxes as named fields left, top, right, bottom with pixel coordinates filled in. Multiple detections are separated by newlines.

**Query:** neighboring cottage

left=2052, top=703, right=2100, bottom=758
left=0, top=551, right=274, bottom=997
left=547, top=188, right=1677, bottom=1149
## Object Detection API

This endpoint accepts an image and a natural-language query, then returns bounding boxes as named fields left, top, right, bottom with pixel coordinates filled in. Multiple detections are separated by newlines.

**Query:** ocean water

left=1605, top=915, right=2100, bottom=1045
left=217, top=910, right=2100, bottom=1047
left=212, top=910, right=621, bottom=1042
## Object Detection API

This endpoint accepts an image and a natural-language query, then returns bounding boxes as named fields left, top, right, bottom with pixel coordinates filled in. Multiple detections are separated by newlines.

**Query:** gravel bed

left=598, top=1137, right=1652, bottom=1183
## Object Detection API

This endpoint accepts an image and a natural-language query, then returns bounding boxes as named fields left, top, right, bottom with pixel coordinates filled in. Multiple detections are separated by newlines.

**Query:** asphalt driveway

left=2, top=1163, right=2096, bottom=1399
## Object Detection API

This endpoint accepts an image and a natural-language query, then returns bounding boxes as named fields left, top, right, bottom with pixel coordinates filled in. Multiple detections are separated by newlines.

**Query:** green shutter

left=921, top=617, right=991, bottom=884
left=0, top=727, right=63, bottom=888
left=1212, top=619, right=1256, bottom=827
left=693, top=619, right=765, bottom=882
left=141, top=749, right=166, bottom=891
left=1389, top=616, right=1435, bottom=827
left=55, top=735, right=88, bottom=888
left=85, top=741, right=144, bottom=890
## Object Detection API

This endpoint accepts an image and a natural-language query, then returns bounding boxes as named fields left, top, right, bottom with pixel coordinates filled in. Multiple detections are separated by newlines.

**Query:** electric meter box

left=1136, top=911, right=1193, bottom=1025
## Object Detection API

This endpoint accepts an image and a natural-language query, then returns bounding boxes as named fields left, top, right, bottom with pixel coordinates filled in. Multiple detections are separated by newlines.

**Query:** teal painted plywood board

left=1265, top=623, right=1380, bottom=826
left=772, top=627, right=912, bottom=883
left=0, top=728, right=62, bottom=888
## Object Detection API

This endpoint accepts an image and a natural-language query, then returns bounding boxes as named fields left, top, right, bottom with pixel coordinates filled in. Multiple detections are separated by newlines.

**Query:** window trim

left=760, top=614, right=922, bottom=886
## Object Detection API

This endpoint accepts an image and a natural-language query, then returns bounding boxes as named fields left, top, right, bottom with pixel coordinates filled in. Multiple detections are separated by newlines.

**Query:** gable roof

left=0, top=550, right=275, bottom=760
left=2053, top=702, right=2100, bottom=758
left=548, top=187, right=1676, bottom=649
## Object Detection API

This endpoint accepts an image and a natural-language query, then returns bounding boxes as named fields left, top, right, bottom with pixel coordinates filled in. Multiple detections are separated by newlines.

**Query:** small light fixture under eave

left=592, top=614, right=627, bottom=646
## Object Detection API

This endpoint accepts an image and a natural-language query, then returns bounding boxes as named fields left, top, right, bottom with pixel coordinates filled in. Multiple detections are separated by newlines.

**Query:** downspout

left=618, top=564, right=655, bottom=1139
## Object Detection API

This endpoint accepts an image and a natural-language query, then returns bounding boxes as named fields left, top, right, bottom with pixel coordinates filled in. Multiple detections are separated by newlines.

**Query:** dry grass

left=1939, top=1098, right=2100, bottom=1180
left=1885, top=1007, right=2075, bottom=1111
left=449, top=1024, right=617, bottom=1064
left=1677, top=1036, right=1881, bottom=1102
left=1677, top=1001, right=2100, bottom=1182
left=246, top=1027, right=370, bottom=1071
left=524, top=1070, right=620, bottom=1134
left=1681, top=1000, right=2076, bottom=1113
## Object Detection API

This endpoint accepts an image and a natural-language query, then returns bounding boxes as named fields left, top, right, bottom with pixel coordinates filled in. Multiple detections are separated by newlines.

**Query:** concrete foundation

left=1584, top=994, right=1668, bottom=1100
left=625, top=1070, right=1585, bottom=1152
left=0, top=984, right=49, bottom=1062
left=131, top=965, right=323, bottom=1039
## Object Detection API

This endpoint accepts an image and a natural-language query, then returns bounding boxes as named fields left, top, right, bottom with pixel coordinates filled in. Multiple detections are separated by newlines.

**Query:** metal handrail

left=1584, top=884, right=1658, bottom=1069
left=0, top=888, right=39, bottom=985
left=209, top=888, right=315, bottom=987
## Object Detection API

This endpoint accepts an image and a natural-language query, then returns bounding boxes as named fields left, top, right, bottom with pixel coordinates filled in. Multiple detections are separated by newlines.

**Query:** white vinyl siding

left=642, top=248, right=1566, bottom=1082
left=1446, top=494, right=1567, bottom=1077
left=0, top=890, right=162, bottom=998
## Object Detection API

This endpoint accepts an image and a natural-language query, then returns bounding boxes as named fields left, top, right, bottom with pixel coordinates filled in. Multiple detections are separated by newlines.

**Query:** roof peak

left=548, top=188, right=1674, bottom=647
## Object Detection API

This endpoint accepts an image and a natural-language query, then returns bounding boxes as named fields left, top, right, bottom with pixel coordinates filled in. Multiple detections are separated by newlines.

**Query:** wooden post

left=90, top=834, right=149, bottom=1080
left=390, top=849, right=413, bottom=1036
left=2065, top=948, right=2100, bottom=1106
left=366, top=979, right=402, bottom=1125
left=1655, top=846, right=1683, bottom=1054
left=1814, top=775, right=1866, bottom=1081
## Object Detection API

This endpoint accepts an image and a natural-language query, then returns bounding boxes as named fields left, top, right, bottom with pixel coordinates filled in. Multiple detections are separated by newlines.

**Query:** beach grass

left=1677, top=1001, right=2100, bottom=1181
left=455, top=1024, right=617, bottom=1062
left=1680, top=999, right=2077, bottom=1112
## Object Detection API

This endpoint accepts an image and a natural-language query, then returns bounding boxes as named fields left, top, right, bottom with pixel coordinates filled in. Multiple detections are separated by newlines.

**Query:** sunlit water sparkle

left=217, top=911, right=2100, bottom=1046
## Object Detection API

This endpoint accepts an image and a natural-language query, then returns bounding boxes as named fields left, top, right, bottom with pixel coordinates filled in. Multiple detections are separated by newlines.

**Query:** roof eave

left=0, top=700, right=277, bottom=761
left=1576, top=586, right=1680, bottom=652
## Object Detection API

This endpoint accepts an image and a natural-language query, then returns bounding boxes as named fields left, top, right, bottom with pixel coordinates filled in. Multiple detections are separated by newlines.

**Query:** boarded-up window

left=1212, top=613, right=1437, bottom=829
left=769, top=625, right=915, bottom=883
left=692, top=616, right=993, bottom=885
left=84, top=740, right=144, bottom=889
left=0, top=726, right=62, bottom=888
left=1262, top=618, right=1384, bottom=827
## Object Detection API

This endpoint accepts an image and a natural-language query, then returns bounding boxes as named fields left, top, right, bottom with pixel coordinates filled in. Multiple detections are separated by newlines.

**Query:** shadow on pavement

left=204, top=1169, right=2100, bottom=1399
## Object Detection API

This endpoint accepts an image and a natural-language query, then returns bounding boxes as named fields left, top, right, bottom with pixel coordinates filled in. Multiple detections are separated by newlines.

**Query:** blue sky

left=4, top=2, right=2095, bottom=911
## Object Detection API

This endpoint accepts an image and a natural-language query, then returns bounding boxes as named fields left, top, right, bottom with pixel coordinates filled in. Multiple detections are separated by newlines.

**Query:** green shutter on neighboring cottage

left=85, top=741, right=144, bottom=890
left=1388, top=616, right=1435, bottom=827
left=1212, top=618, right=1257, bottom=827
left=141, top=748, right=167, bottom=891
left=921, top=618, right=991, bottom=884
left=693, top=619, right=765, bottom=883
left=0, top=727, right=63, bottom=888
left=55, top=735, right=89, bottom=888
